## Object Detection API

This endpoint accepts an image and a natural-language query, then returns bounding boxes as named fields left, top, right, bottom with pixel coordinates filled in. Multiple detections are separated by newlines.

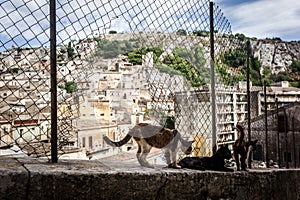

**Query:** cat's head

left=216, top=145, right=232, bottom=160
left=182, top=140, right=194, bottom=155
left=174, top=130, right=194, bottom=155
left=248, top=139, right=258, bottom=151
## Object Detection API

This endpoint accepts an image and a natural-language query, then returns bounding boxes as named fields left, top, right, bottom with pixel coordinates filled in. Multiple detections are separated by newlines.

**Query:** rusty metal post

left=284, top=109, right=289, bottom=168
left=246, top=40, right=252, bottom=168
left=292, top=116, right=296, bottom=168
left=209, top=1, right=217, bottom=154
left=264, top=81, right=269, bottom=167
left=50, top=0, right=58, bottom=163
left=276, top=98, right=281, bottom=167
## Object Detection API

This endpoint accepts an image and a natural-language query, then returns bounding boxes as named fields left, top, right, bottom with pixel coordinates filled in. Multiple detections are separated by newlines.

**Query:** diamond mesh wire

left=0, top=0, right=242, bottom=161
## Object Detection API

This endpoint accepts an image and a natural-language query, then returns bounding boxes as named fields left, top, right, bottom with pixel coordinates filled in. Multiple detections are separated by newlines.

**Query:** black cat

left=233, top=124, right=258, bottom=171
left=178, top=145, right=234, bottom=172
left=246, top=139, right=258, bottom=168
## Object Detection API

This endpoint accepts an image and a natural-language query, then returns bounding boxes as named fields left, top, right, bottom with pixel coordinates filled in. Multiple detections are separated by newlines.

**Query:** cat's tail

left=103, top=134, right=132, bottom=147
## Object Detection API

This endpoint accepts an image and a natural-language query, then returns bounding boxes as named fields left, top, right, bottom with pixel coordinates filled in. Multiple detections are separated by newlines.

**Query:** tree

left=270, top=71, right=289, bottom=83
left=221, top=47, right=246, bottom=68
left=176, top=29, right=187, bottom=36
left=162, top=47, right=207, bottom=87
left=67, top=42, right=76, bottom=59
left=220, top=42, right=269, bottom=86
left=234, top=33, right=247, bottom=41
left=60, top=48, right=66, bottom=54
left=261, top=66, right=272, bottom=86
left=192, top=30, right=209, bottom=37
left=59, top=81, right=76, bottom=93
left=164, top=116, right=175, bottom=129
left=10, top=68, right=19, bottom=74
left=290, top=60, right=300, bottom=74
left=65, top=81, right=76, bottom=93
left=95, top=39, right=139, bottom=59
left=127, top=47, right=163, bottom=65
left=108, top=30, right=117, bottom=34
left=216, top=63, right=244, bottom=86
left=250, top=57, right=263, bottom=86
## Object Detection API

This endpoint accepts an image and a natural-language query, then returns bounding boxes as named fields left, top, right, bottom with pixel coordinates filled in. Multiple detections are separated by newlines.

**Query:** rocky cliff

left=251, top=40, right=300, bottom=73
left=105, top=33, right=300, bottom=74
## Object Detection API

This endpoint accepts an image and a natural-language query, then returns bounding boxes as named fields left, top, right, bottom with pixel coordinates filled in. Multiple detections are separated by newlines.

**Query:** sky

left=214, top=0, right=300, bottom=41
left=0, top=0, right=299, bottom=52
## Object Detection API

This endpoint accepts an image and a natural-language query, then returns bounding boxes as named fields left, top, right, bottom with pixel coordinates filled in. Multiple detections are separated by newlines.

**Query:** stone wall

left=0, top=157, right=299, bottom=200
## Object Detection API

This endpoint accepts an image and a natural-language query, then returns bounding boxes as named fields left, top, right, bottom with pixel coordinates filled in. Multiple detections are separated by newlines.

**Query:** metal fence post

left=264, top=81, right=269, bottom=167
left=292, top=116, right=296, bottom=168
left=284, top=109, right=289, bottom=168
left=246, top=40, right=252, bottom=168
left=209, top=1, right=217, bottom=154
left=276, top=98, right=281, bottom=167
left=50, top=0, right=58, bottom=163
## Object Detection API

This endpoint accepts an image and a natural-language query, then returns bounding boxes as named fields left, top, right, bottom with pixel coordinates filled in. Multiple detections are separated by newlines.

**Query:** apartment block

left=256, top=81, right=300, bottom=116
left=216, top=86, right=247, bottom=150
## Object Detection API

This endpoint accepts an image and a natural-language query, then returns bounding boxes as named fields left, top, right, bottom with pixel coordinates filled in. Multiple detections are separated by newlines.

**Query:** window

left=89, top=136, right=93, bottom=149
left=284, top=152, right=291, bottom=162
left=82, top=137, right=85, bottom=148
left=299, top=148, right=300, bottom=166
left=278, top=115, right=285, bottom=132
left=20, top=129, right=24, bottom=137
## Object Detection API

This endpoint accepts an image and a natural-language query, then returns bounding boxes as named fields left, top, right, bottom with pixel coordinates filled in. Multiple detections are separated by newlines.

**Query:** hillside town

left=0, top=35, right=300, bottom=166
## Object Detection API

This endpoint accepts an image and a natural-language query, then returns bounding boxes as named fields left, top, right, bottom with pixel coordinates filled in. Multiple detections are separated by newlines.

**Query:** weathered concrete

left=0, top=157, right=299, bottom=200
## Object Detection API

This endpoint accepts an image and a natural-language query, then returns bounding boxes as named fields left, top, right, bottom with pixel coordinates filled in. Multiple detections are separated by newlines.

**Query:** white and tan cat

left=103, top=123, right=193, bottom=168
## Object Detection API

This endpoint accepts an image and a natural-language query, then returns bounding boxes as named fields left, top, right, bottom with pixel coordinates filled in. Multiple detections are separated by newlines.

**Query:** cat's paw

left=144, top=163, right=155, bottom=168
left=139, top=161, right=154, bottom=168
left=168, top=163, right=181, bottom=169
left=225, top=168, right=234, bottom=172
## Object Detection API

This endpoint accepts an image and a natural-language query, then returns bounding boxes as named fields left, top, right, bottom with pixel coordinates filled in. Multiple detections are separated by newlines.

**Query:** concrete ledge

left=0, top=157, right=299, bottom=200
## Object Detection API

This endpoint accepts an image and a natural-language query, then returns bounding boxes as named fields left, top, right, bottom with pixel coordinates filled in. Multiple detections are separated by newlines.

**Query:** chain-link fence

left=0, top=0, right=249, bottom=162
left=242, top=99, right=300, bottom=168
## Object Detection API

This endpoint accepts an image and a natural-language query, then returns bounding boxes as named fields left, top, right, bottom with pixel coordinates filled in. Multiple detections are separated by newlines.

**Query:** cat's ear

left=221, top=144, right=228, bottom=148
left=189, top=140, right=194, bottom=145
left=254, top=139, right=258, bottom=144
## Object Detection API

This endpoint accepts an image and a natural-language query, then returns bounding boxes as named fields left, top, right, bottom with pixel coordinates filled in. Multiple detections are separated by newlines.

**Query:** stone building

left=174, top=84, right=248, bottom=156
left=251, top=81, right=300, bottom=117
left=250, top=102, right=300, bottom=168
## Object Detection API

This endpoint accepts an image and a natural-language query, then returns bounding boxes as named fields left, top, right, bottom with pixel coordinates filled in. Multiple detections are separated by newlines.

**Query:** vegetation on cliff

left=219, top=41, right=300, bottom=87
left=92, top=33, right=300, bottom=88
